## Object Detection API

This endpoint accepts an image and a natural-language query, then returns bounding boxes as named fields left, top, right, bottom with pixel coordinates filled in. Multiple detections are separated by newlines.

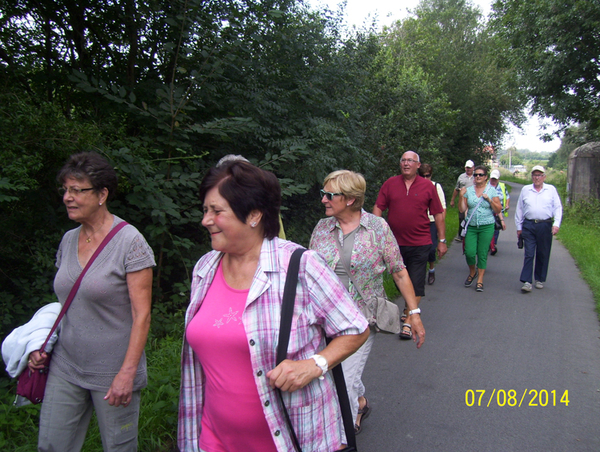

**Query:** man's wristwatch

left=408, top=308, right=421, bottom=315
left=310, top=354, right=328, bottom=380
left=439, top=239, right=447, bottom=243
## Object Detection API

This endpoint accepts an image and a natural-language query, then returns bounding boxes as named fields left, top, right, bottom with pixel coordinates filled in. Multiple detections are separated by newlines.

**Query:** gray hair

left=216, top=154, right=249, bottom=167
left=400, top=151, right=420, bottom=164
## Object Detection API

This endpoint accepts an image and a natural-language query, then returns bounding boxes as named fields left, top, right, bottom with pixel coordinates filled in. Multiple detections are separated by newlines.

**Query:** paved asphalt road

left=356, top=182, right=600, bottom=451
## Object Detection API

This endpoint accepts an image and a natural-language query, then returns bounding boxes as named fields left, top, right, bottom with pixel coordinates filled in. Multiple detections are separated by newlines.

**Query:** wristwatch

left=439, top=239, right=447, bottom=243
left=310, top=354, right=328, bottom=380
left=408, top=308, right=421, bottom=315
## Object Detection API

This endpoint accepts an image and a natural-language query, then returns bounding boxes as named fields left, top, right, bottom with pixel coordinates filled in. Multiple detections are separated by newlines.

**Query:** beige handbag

left=335, top=236, right=401, bottom=334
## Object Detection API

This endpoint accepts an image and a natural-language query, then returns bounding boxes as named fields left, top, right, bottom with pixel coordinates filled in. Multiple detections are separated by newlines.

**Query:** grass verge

left=557, top=199, right=600, bottom=314
left=0, top=329, right=183, bottom=451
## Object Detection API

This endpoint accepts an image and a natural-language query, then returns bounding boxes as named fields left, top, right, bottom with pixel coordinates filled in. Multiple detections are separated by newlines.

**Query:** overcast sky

left=309, top=0, right=562, bottom=153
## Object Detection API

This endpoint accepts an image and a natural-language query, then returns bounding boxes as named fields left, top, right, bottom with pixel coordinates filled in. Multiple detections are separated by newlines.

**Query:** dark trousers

left=428, top=221, right=438, bottom=263
left=399, top=245, right=430, bottom=297
left=520, top=219, right=553, bottom=283
left=491, top=227, right=500, bottom=250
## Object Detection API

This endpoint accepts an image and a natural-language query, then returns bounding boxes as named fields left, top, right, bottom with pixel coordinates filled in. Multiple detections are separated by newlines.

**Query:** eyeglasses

left=320, top=189, right=343, bottom=200
left=422, top=173, right=431, bottom=178
left=58, top=186, right=95, bottom=196
left=532, top=173, right=545, bottom=178
left=400, top=158, right=418, bottom=164
left=473, top=173, right=486, bottom=178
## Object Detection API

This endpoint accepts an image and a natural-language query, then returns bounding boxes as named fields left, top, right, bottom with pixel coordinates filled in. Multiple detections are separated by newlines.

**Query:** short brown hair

left=419, top=163, right=433, bottom=177
left=57, top=152, right=118, bottom=201
left=473, top=165, right=488, bottom=176
left=199, top=161, right=281, bottom=239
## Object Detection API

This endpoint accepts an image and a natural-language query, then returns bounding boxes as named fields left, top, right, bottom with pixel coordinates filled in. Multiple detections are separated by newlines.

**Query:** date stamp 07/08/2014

left=465, top=389, right=569, bottom=407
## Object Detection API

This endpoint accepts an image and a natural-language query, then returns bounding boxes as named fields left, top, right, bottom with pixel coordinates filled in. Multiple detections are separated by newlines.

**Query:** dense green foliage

left=491, top=0, right=600, bottom=140
left=0, top=331, right=182, bottom=451
left=383, top=0, right=525, bottom=167
left=0, top=0, right=525, bottom=343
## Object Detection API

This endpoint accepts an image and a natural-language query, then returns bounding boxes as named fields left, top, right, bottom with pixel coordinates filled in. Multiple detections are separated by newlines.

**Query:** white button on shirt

left=515, top=183, right=563, bottom=230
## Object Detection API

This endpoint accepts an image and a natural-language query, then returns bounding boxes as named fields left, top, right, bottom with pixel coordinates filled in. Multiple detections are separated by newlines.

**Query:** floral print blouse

left=309, top=210, right=405, bottom=310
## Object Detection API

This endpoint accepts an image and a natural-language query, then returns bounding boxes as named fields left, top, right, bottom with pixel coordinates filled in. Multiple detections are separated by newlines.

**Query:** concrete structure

left=567, top=142, right=600, bottom=204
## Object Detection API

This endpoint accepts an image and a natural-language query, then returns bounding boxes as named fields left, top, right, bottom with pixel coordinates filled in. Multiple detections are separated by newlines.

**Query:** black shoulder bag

left=276, top=248, right=358, bottom=452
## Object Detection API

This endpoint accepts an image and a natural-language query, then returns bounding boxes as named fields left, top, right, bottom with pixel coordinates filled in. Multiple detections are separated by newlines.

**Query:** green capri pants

left=464, top=223, right=495, bottom=269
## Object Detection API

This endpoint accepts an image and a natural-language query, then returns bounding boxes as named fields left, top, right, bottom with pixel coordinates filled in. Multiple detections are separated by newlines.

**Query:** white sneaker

left=535, top=281, right=544, bottom=289
left=521, top=282, right=532, bottom=293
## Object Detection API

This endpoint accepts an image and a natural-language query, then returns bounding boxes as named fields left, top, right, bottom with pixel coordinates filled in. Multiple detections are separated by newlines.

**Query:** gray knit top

left=51, top=215, right=156, bottom=391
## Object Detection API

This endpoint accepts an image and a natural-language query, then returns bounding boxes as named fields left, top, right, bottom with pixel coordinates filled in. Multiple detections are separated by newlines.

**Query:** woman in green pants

left=459, top=165, right=502, bottom=292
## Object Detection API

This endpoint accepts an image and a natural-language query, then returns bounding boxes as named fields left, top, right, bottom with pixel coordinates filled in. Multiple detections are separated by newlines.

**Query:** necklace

left=84, top=220, right=104, bottom=243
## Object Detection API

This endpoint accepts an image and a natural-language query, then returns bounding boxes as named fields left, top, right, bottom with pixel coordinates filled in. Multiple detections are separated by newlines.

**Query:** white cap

left=531, top=165, right=545, bottom=174
left=465, top=160, right=474, bottom=168
left=490, top=169, right=500, bottom=179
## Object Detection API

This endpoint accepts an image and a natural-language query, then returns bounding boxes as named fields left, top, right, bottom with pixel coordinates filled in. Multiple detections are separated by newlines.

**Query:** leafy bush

left=0, top=324, right=183, bottom=451
left=564, top=198, right=600, bottom=229
left=0, top=379, right=42, bottom=451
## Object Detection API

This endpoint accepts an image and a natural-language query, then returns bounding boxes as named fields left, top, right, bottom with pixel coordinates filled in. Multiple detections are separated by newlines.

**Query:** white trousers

left=341, top=328, right=376, bottom=422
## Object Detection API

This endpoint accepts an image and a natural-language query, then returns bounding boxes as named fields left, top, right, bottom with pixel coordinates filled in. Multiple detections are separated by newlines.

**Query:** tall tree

left=491, top=0, right=600, bottom=139
left=382, top=0, right=525, bottom=168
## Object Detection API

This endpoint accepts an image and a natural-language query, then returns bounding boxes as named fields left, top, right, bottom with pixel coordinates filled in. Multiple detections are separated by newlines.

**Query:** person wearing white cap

left=489, top=169, right=509, bottom=255
left=450, top=160, right=475, bottom=241
left=514, top=165, right=563, bottom=292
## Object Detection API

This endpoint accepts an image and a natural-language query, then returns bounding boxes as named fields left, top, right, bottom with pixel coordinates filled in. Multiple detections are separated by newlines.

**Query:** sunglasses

left=320, top=189, right=343, bottom=200
left=474, top=173, right=486, bottom=177
left=422, top=173, right=431, bottom=178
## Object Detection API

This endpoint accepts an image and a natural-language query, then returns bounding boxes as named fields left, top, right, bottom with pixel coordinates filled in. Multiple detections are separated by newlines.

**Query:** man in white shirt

left=514, top=166, right=563, bottom=292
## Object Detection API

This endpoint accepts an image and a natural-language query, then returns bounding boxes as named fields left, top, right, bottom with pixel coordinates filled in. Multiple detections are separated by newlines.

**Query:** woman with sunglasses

left=309, top=170, right=424, bottom=435
left=458, top=165, right=502, bottom=292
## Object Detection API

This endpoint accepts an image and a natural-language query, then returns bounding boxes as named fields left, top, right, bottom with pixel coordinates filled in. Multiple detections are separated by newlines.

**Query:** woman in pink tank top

left=178, top=159, right=370, bottom=452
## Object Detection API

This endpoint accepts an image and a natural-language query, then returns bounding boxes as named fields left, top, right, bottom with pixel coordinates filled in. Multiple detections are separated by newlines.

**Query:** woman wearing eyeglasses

left=458, top=165, right=502, bottom=292
left=309, top=170, right=424, bottom=435
left=28, top=151, right=155, bottom=451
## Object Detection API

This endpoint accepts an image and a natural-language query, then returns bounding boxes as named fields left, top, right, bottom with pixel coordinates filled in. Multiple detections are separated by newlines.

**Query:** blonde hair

left=323, top=170, right=366, bottom=211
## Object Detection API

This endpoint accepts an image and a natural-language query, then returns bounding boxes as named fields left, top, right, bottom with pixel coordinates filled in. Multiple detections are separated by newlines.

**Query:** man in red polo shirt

left=374, top=151, right=447, bottom=339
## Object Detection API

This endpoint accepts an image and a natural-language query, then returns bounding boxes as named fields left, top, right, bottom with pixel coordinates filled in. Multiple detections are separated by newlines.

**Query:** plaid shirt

left=309, top=210, right=406, bottom=308
left=178, top=238, right=368, bottom=452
